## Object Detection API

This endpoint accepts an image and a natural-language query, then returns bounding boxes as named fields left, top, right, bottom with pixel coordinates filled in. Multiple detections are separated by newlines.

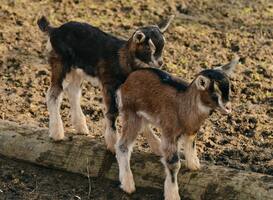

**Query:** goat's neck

left=178, top=86, right=211, bottom=129
left=119, top=43, right=149, bottom=75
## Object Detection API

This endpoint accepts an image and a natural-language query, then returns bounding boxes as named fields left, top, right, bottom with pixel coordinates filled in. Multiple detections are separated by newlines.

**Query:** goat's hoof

left=74, top=122, right=89, bottom=135
left=164, top=191, right=180, bottom=200
left=164, top=182, right=180, bottom=200
left=186, top=158, right=201, bottom=171
left=77, top=127, right=89, bottom=135
left=105, top=131, right=117, bottom=153
left=106, top=145, right=116, bottom=154
left=120, top=183, right=136, bottom=194
left=165, top=195, right=180, bottom=200
left=49, top=135, right=65, bottom=142
left=120, top=174, right=136, bottom=194
left=49, top=132, right=65, bottom=141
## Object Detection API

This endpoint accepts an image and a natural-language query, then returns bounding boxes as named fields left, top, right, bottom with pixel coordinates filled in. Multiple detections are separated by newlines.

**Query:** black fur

left=140, top=68, right=188, bottom=91
left=192, top=140, right=196, bottom=149
left=200, top=69, right=230, bottom=103
left=167, top=153, right=179, bottom=183
left=170, top=169, right=175, bottom=183
left=119, top=143, right=128, bottom=153
left=47, top=21, right=126, bottom=81
left=137, top=68, right=230, bottom=104
left=38, top=17, right=165, bottom=133
left=167, top=153, right=179, bottom=165
left=135, top=26, right=164, bottom=62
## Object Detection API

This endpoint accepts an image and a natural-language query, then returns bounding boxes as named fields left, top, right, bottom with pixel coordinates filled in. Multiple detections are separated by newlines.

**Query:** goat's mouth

left=149, top=62, right=158, bottom=68
left=149, top=61, right=164, bottom=68
left=218, top=102, right=232, bottom=114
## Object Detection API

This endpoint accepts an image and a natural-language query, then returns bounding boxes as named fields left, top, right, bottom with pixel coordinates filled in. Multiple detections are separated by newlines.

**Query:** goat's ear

left=133, top=30, right=146, bottom=43
left=157, top=15, right=175, bottom=33
left=215, top=55, right=239, bottom=76
left=195, top=75, right=210, bottom=91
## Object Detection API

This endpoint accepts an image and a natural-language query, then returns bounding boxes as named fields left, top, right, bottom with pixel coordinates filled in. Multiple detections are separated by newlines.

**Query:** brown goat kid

left=115, top=56, right=239, bottom=200
left=37, top=16, right=173, bottom=152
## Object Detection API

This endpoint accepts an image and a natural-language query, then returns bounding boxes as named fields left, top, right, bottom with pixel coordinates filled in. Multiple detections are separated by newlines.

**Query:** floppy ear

left=133, top=30, right=146, bottom=43
left=157, top=15, right=175, bottom=33
left=195, top=75, right=210, bottom=91
left=215, top=55, right=239, bottom=76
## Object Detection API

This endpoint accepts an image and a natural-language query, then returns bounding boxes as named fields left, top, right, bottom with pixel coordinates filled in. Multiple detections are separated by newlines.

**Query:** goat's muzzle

left=218, top=102, right=232, bottom=114
left=150, top=60, right=164, bottom=68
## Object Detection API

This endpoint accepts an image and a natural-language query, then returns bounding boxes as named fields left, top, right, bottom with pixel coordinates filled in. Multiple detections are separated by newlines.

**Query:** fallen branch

left=0, top=120, right=272, bottom=199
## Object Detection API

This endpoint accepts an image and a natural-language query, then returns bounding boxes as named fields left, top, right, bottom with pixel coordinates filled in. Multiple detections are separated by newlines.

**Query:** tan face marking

left=213, top=82, right=231, bottom=114
left=148, top=39, right=156, bottom=54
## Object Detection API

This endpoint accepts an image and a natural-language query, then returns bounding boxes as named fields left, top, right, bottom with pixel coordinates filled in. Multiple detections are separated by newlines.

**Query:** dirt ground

left=0, top=156, right=162, bottom=200
left=0, top=0, right=272, bottom=199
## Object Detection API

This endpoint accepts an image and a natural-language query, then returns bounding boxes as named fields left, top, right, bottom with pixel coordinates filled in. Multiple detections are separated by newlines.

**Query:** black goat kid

left=37, top=15, right=173, bottom=152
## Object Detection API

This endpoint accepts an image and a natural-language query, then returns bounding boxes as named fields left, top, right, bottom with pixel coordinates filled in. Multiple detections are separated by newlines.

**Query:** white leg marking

left=116, top=89, right=123, bottom=110
left=161, top=159, right=181, bottom=200
left=47, top=89, right=64, bottom=141
left=67, top=88, right=88, bottom=134
left=115, top=141, right=135, bottom=194
left=104, top=118, right=117, bottom=153
left=65, top=69, right=89, bottom=135
left=184, top=135, right=200, bottom=170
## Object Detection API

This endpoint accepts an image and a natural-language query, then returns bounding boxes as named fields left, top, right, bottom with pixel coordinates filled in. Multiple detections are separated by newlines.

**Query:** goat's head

left=129, top=15, right=174, bottom=68
left=194, top=55, right=239, bottom=114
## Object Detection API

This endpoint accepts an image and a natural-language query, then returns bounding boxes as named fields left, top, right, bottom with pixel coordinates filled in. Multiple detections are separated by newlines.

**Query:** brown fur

left=47, top=51, right=64, bottom=100
left=115, top=56, right=238, bottom=199
left=120, top=71, right=210, bottom=138
left=40, top=20, right=168, bottom=145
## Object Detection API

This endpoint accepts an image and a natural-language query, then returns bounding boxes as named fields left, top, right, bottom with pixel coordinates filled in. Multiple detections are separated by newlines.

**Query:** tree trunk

left=0, top=120, right=272, bottom=200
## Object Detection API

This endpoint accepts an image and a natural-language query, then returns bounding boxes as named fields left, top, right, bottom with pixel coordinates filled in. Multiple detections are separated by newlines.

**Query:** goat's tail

left=37, top=16, right=53, bottom=34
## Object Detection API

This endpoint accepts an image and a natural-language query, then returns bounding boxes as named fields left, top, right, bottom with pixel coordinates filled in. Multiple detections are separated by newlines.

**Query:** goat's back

left=119, top=69, right=188, bottom=112
left=48, top=21, right=125, bottom=69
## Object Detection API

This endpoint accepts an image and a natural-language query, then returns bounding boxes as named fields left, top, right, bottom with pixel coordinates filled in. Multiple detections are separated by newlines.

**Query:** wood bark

left=0, top=120, right=272, bottom=200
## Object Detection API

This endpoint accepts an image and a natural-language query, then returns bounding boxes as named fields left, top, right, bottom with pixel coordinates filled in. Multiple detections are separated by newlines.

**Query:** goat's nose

left=157, top=60, right=164, bottom=67
left=221, top=102, right=232, bottom=114
left=225, top=102, right=232, bottom=112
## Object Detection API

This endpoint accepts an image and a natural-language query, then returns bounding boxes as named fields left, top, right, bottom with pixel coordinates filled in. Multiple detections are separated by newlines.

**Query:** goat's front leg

left=184, top=134, right=200, bottom=170
left=161, top=136, right=181, bottom=200
left=115, top=112, right=141, bottom=194
left=102, top=85, right=118, bottom=153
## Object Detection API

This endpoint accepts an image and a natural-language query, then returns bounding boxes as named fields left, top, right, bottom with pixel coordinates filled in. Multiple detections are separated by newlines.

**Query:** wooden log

left=0, top=120, right=272, bottom=200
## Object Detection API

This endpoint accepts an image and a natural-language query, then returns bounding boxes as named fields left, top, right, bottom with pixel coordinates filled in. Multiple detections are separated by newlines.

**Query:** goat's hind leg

left=65, top=69, right=89, bottom=135
left=47, top=85, right=64, bottom=141
left=115, top=112, right=141, bottom=194
left=103, top=86, right=119, bottom=153
left=142, top=124, right=162, bottom=156
left=161, top=136, right=181, bottom=200
left=47, top=52, right=65, bottom=141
